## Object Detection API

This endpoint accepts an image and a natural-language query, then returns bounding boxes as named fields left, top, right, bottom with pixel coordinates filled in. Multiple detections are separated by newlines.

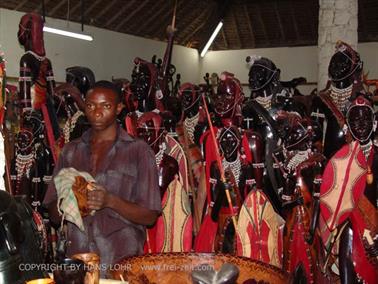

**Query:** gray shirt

left=43, top=125, right=161, bottom=271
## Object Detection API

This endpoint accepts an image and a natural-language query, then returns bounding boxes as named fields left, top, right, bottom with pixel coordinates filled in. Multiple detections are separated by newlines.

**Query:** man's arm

left=87, top=190, right=159, bottom=226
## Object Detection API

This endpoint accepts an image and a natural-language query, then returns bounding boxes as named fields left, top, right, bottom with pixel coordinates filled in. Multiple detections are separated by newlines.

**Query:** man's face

left=130, top=65, right=150, bottom=102
left=85, top=87, right=122, bottom=131
left=214, top=81, right=236, bottom=118
left=219, top=129, right=239, bottom=159
left=347, top=106, right=374, bottom=142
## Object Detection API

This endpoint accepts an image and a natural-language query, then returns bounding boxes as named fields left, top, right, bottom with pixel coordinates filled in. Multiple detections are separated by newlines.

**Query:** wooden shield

left=320, top=141, right=367, bottom=232
left=236, top=189, right=284, bottom=268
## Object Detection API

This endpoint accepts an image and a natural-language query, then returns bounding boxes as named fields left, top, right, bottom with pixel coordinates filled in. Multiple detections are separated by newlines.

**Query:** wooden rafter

left=93, top=0, right=118, bottom=23
left=83, top=0, right=102, bottom=16
left=49, top=0, right=69, bottom=16
left=231, top=9, right=242, bottom=48
left=134, top=1, right=168, bottom=35
left=182, top=7, right=210, bottom=45
left=274, top=1, right=285, bottom=41
left=114, top=1, right=148, bottom=31
left=105, top=0, right=135, bottom=27
left=15, top=0, right=28, bottom=10
left=243, top=4, right=255, bottom=48
left=255, top=3, right=269, bottom=43
left=148, top=0, right=186, bottom=39
left=67, top=0, right=82, bottom=17
left=289, top=0, right=300, bottom=41
left=221, top=28, right=228, bottom=49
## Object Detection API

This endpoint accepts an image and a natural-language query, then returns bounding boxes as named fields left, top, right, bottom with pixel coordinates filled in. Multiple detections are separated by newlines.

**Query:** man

left=43, top=81, right=161, bottom=275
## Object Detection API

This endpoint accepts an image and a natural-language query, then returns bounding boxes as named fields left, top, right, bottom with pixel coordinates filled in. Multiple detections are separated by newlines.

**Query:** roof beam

left=182, top=8, right=210, bottom=45
left=148, top=0, right=187, bottom=39
left=49, top=0, right=69, bottom=16
left=134, top=1, right=168, bottom=35
left=106, top=0, right=137, bottom=28
left=274, top=1, right=285, bottom=41
left=94, top=0, right=118, bottom=24
left=115, top=1, right=148, bottom=31
left=243, top=4, right=255, bottom=48
left=232, top=10, right=242, bottom=49
left=289, top=0, right=300, bottom=41
left=255, top=3, right=269, bottom=43
left=15, top=0, right=28, bottom=10
left=221, top=28, right=228, bottom=49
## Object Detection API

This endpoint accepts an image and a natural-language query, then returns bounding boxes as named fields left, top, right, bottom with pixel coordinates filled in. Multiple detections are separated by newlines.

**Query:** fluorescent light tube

left=43, top=26, right=93, bottom=41
left=200, top=21, right=223, bottom=57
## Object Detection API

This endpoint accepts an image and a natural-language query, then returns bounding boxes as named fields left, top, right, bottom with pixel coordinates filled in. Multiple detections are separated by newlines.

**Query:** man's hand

left=87, top=184, right=109, bottom=211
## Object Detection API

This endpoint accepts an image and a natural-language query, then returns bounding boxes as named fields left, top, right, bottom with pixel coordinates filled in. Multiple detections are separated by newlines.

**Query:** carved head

left=328, top=41, right=363, bottom=88
left=137, top=112, right=164, bottom=153
left=213, top=72, right=244, bottom=119
left=218, top=126, right=241, bottom=161
left=246, top=55, right=280, bottom=92
left=18, top=13, right=45, bottom=56
left=346, top=94, right=375, bottom=143
left=130, top=58, right=157, bottom=111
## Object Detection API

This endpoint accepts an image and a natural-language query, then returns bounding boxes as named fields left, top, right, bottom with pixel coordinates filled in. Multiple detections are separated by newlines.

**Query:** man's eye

left=86, top=104, right=94, bottom=109
left=104, top=104, right=111, bottom=109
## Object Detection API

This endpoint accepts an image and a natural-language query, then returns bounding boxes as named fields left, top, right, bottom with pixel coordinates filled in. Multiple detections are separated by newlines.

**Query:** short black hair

left=89, top=80, right=122, bottom=103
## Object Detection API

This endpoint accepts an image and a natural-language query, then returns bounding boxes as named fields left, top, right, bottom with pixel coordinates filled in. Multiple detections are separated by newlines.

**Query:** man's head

left=85, top=81, right=123, bottom=131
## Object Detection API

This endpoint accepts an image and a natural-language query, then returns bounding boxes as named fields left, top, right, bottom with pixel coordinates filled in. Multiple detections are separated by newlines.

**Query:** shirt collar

left=81, top=123, right=134, bottom=144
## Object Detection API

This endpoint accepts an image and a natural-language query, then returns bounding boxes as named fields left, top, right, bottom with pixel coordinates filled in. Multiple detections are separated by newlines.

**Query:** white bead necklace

left=255, top=95, right=273, bottom=110
left=155, top=142, right=166, bottom=166
left=26, top=50, right=45, bottom=62
left=183, top=112, right=199, bottom=142
left=63, top=111, right=84, bottom=143
left=285, top=150, right=310, bottom=173
left=16, top=150, right=35, bottom=179
left=222, top=154, right=241, bottom=184
left=330, top=84, right=353, bottom=111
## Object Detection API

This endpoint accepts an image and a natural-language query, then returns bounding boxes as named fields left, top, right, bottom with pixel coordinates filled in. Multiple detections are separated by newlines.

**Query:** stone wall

left=318, top=0, right=358, bottom=90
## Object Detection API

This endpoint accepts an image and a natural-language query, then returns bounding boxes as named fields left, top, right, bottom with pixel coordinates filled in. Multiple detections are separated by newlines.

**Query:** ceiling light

left=43, top=26, right=93, bottom=41
left=200, top=21, right=223, bottom=58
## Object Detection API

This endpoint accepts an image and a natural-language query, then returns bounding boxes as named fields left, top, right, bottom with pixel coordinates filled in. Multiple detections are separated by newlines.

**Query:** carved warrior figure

left=273, top=111, right=326, bottom=283
left=10, top=111, right=53, bottom=211
left=137, top=112, right=192, bottom=253
left=311, top=41, right=364, bottom=159
left=320, top=95, right=378, bottom=284
left=17, top=12, right=60, bottom=163
left=54, top=66, right=94, bottom=143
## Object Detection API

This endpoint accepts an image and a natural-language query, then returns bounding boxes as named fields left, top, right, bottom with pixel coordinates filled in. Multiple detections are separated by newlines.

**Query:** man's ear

left=116, top=102, right=124, bottom=115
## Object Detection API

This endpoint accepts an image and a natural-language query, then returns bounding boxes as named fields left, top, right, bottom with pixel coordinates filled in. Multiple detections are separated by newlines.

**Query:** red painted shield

left=320, top=141, right=367, bottom=232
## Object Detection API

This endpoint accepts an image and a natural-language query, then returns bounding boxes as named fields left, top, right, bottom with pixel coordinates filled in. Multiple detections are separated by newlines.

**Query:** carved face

left=328, top=52, right=353, bottom=83
left=130, top=64, right=151, bottom=102
left=347, top=105, right=374, bottom=142
left=137, top=119, right=157, bottom=146
left=213, top=80, right=237, bottom=118
left=248, top=58, right=278, bottom=92
left=16, top=129, right=33, bottom=152
left=137, top=113, right=163, bottom=153
left=219, top=128, right=240, bottom=160
left=66, top=67, right=95, bottom=96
